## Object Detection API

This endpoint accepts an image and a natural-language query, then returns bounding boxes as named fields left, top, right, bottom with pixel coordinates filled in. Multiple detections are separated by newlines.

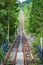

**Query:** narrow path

left=16, top=10, right=24, bottom=65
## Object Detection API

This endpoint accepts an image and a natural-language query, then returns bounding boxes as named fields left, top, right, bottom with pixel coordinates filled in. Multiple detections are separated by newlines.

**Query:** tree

left=0, top=0, right=19, bottom=45
left=29, top=0, right=43, bottom=36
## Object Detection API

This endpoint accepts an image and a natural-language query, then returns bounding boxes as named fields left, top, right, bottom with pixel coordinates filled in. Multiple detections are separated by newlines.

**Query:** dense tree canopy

left=23, top=2, right=32, bottom=34
left=23, top=0, right=43, bottom=37
left=29, top=0, right=43, bottom=36
left=23, top=0, right=43, bottom=48
left=0, top=0, right=19, bottom=45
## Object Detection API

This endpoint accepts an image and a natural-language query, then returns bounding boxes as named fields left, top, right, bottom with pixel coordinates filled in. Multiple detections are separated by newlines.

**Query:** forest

left=0, top=0, right=43, bottom=65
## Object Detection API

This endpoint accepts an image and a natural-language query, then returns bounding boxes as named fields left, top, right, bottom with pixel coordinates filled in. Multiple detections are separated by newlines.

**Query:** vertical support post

left=8, top=21, right=9, bottom=44
left=7, top=8, right=10, bottom=44
left=40, top=37, right=42, bottom=51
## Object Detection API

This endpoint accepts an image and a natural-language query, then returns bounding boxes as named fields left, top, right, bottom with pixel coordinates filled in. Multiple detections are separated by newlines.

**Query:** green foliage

left=23, top=0, right=43, bottom=37
left=0, top=0, right=19, bottom=45
left=29, top=0, right=43, bottom=36
left=23, top=0, right=43, bottom=47
left=0, top=49, right=6, bottom=62
left=23, top=2, right=32, bottom=34
left=29, top=0, right=43, bottom=49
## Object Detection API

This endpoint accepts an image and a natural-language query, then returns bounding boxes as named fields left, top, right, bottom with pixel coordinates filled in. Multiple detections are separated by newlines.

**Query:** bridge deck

left=16, top=52, right=24, bottom=65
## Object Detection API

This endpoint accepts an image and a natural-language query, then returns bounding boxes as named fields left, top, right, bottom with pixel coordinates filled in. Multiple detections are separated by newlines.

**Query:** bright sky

left=19, top=0, right=26, bottom=3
